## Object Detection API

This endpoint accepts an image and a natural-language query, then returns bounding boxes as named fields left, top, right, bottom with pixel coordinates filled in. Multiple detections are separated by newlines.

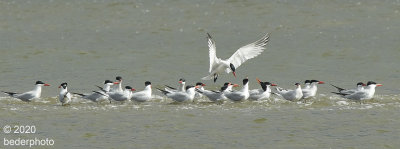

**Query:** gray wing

left=16, top=93, right=35, bottom=102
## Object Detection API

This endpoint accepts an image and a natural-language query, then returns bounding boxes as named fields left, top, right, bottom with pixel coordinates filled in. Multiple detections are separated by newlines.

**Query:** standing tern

left=58, top=82, right=72, bottom=106
left=225, top=78, right=250, bottom=101
left=131, top=81, right=152, bottom=102
left=2, top=81, right=50, bottom=102
left=331, top=82, right=366, bottom=95
left=275, top=83, right=303, bottom=101
left=202, top=33, right=270, bottom=82
left=157, top=85, right=199, bottom=102
left=302, top=80, right=324, bottom=99
left=165, top=78, right=186, bottom=92
left=249, top=78, right=277, bottom=100
left=72, top=80, right=114, bottom=102
left=332, top=81, right=382, bottom=100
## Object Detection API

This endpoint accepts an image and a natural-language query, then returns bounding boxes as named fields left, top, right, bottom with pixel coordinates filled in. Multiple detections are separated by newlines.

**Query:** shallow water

left=1, top=0, right=400, bottom=148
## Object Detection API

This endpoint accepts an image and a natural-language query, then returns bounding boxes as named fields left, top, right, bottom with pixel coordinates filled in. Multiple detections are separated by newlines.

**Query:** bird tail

left=331, top=92, right=347, bottom=96
left=72, top=92, right=85, bottom=97
left=2, top=91, right=17, bottom=97
left=164, top=85, right=176, bottom=90
left=157, top=88, right=169, bottom=95
left=330, top=84, right=345, bottom=92
left=92, top=91, right=108, bottom=97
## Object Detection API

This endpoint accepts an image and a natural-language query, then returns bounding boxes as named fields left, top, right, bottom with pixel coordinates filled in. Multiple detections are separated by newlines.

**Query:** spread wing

left=226, top=33, right=270, bottom=73
left=207, top=33, right=218, bottom=73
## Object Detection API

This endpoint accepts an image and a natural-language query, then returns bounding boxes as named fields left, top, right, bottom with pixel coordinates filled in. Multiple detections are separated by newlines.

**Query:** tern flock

left=1, top=33, right=382, bottom=105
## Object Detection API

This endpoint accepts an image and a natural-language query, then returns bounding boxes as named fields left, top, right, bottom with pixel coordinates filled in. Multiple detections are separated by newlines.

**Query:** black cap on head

left=295, top=83, right=300, bottom=86
left=305, top=80, right=311, bottom=84
left=367, top=81, right=376, bottom=86
left=116, top=76, right=122, bottom=81
left=243, top=78, right=249, bottom=85
left=220, top=85, right=228, bottom=91
left=196, top=82, right=204, bottom=86
left=60, top=82, right=68, bottom=89
left=145, top=81, right=151, bottom=86
left=230, top=63, right=236, bottom=72
left=125, top=86, right=132, bottom=89
left=185, top=85, right=194, bottom=90
left=260, top=82, right=267, bottom=91
left=310, top=80, right=319, bottom=83
left=104, top=80, right=113, bottom=84
left=36, top=81, right=45, bottom=85
left=179, top=78, right=186, bottom=82
left=357, top=82, right=364, bottom=86
left=223, top=82, right=230, bottom=86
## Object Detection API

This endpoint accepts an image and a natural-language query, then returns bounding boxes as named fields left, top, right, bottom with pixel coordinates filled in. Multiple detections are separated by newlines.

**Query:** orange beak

left=319, top=81, right=325, bottom=84
left=271, top=84, right=277, bottom=86
left=256, top=78, right=262, bottom=84
left=376, top=84, right=383, bottom=87
left=178, top=81, right=183, bottom=84
left=195, top=86, right=200, bottom=88
left=362, top=84, right=367, bottom=86
left=44, top=84, right=50, bottom=86
left=232, top=72, right=236, bottom=78
left=58, top=86, right=61, bottom=88
left=233, top=84, right=239, bottom=87
left=131, top=88, right=136, bottom=91
left=114, top=82, right=120, bottom=84
left=202, top=84, right=206, bottom=86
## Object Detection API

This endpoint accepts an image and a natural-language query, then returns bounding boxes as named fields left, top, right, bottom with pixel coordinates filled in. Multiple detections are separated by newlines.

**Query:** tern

left=196, top=83, right=230, bottom=102
left=157, top=85, right=199, bottom=102
left=131, top=81, right=152, bottom=102
left=194, top=82, right=206, bottom=98
left=2, top=81, right=50, bottom=102
left=202, top=33, right=270, bottom=82
left=103, top=86, right=136, bottom=102
left=332, top=81, right=382, bottom=100
left=111, top=76, right=123, bottom=92
left=225, top=78, right=250, bottom=101
left=72, top=80, right=114, bottom=102
left=331, top=82, right=366, bottom=95
left=165, top=78, right=186, bottom=92
left=58, top=82, right=72, bottom=106
left=275, top=83, right=303, bottom=101
left=302, top=80, right=324, bottom=99
left=249, top=78, right=277, bottom=100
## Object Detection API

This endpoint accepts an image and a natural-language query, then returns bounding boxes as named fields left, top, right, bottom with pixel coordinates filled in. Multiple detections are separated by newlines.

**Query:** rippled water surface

left=1, top=0, right=400, bottom=148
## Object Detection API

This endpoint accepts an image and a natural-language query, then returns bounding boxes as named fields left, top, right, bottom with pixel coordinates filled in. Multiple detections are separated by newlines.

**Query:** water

left=1, top=0, right=400, bottom=148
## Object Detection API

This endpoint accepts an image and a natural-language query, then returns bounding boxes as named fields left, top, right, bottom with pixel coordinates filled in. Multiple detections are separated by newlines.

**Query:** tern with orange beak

left=249, top=78, right=277, bottom=100
left=194, top=82, right=206, bottom=98
left=331, top=82, right=366, bottom=95
left=332, top=81, right=382, bottom=100
left=165, top=78, right=186, bottom=92
left=202, top=33, right=270, bottom=82
left=2, top=81, right=50, bottom=102
left=302, top=80, right=324, bottom=99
